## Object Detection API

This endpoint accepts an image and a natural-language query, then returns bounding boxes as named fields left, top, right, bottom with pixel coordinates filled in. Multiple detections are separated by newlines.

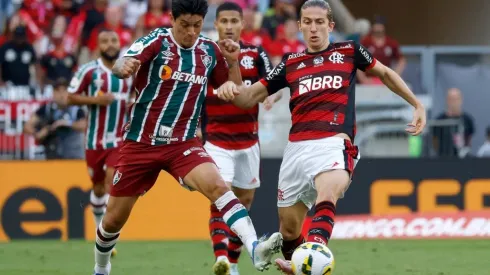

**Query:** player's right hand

left=217, top=81, right=240, bottom=101
left=118, top=58, right=141, bottom=78
left=96, top=93, right=115, bottom=106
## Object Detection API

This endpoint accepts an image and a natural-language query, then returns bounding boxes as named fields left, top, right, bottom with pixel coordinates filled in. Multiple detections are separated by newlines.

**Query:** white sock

left=90, top=191, right=109, bottom=227
left=215, top=191, right=258, bottom=257
left=95, top=223, right=119, bottom=267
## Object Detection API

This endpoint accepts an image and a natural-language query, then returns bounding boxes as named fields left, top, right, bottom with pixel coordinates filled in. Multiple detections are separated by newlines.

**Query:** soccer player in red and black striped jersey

left=216, top=0, right=427, bottom=273
left=89, top=1, right=283, bottom=275
left=199, top=3, right=279, bottom=275
left=67, top=30, right=130, bottom=259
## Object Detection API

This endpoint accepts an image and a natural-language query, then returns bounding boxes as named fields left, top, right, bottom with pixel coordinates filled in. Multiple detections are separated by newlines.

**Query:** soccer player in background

left=67, top=29, right=131, bottom=258
left=91, top=0, right=283, bottom=274
left=216, top=0, right=427, bottom=274
left=200, top=3, right=280, bottom=275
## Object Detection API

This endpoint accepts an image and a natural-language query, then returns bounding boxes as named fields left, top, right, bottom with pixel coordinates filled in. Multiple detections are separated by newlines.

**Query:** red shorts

left=110, top=138, right=215, bottom=197
left=85, top=148, right=119, bottom=184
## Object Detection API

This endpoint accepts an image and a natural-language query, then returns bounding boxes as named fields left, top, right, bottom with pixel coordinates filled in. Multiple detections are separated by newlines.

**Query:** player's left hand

left=219, top=39, right=240, bottom=63
left=217, top=81, right=239, bottom=101
left=406, top=105, right=426, bottom=136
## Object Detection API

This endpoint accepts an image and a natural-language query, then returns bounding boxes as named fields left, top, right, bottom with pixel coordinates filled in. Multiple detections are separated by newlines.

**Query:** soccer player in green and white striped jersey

left=67, top=30, right=131, bottom=260
left=90, top=1, right=283, bottom=275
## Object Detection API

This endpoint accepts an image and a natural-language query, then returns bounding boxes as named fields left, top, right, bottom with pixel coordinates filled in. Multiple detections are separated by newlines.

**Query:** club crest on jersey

left=113, top=170, right=122, bottom=185
left=240, top=55, right=254, bottom=70
left=201, top=55, right=212, bottom=68
left=94, top=78, right=104, bottom=88
left=329, top=52, right=344, bottom=64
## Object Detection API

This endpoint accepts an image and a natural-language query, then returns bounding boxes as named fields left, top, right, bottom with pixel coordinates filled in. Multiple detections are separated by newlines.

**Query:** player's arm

left=256, top=46, right=282, bottom=108
left=218, top=55, right=288, bottom=109
left=214, top=39, right=242, bottom=86
left=66, top=68, right=114, bottom=106
left=113, top=28, right=162, bottom=79
left=355, top=42, right=426, bottom=135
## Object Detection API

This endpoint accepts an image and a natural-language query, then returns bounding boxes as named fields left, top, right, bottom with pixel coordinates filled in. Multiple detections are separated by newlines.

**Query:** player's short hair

left=172, top=0, right=208, bottom=20
left=300, top=0, right=334, bottom=22
left=216, top=2, right=243, bottom=18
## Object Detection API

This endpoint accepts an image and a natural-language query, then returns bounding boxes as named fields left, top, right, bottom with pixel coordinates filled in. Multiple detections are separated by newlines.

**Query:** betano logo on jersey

left=159, top=65, right=207, bottom=85
left=299, top=75, right=343, bottom=95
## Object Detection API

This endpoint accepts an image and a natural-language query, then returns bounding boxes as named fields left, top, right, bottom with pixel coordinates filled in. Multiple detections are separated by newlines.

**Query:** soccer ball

left=291, top=242, right=335, bottom=275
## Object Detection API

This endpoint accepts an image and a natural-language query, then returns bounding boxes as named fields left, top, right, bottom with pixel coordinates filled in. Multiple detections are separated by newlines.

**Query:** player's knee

left=209, top=179, right=231, bottom=202
left=93, top=183, right=106, bottom=197
left=279, top=217, right=303, bottom=240
left=101, top=212, right=124, bottom=233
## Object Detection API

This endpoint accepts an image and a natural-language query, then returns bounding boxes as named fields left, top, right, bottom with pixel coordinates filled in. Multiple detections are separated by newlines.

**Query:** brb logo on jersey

left=298, top=75, right=343, bottom=95
left=240, top=56, right=254, bottom=70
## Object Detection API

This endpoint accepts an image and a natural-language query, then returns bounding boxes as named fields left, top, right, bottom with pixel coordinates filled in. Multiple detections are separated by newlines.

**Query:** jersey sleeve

left=354, top=42, right=377, bottom=71
left=67, top=66, right=92, bottom=95
left=258, top=54, right=288, bottom=95
left=257, top=46, right=273, bottom=77
left=209, top=44, right=229, bottom=89
left=123, top=28, right=163, bottom=64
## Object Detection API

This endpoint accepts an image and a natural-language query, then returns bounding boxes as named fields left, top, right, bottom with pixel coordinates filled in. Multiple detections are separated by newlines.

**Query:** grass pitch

left=0, top=240, right=488, bottom=275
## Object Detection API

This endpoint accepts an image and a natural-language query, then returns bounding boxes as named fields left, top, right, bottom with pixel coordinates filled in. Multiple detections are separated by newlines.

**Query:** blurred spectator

left=269, top=16, right=305, bottom=65
left=87, top=5, right=132, bottom=56
left=345, top=18, right=371, bottom=44
left=234, top=0, right=257, bottom=10
left=358, top=17, right=406, bottom=84
left=477, top=126, right=490, bottom=157
left=123, top=0, right=148, bottom=29
left=203, top=0, right=224, bottom=33
left=39, top=15, right=77, bottom=88
left=81, top=0, right=108, bottom=48
left=432, top=88, right=475, bottom=158
left=23, top=78, right=86, bottom=159
left=134, top=0, right=171, bottom=39
left=240, top=8, right=273, bottom=52
left=0, top=26, right=37, bottom=86
left=261, top=0, right=296, bottom=40
left=20, top=0, right=56, bottom=33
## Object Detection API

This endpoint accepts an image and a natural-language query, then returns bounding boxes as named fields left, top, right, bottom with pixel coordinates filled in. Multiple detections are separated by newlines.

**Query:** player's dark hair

left=172, top=0, right=208, bottom=20
left=300, top=0, right=334, bottom=22
left=486, top=126, right=490, bottom=138
left=216, top=2, right=243, bottom=18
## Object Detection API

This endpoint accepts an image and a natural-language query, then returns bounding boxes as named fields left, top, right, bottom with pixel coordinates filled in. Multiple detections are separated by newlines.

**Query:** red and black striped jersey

left=203, top=41, right=272, bottom=150
left=259, top=41, right=376, bottom=142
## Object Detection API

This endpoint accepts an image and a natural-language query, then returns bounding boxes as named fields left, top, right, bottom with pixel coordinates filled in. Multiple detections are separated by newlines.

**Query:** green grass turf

left=0, top=240, right=489, bottom=275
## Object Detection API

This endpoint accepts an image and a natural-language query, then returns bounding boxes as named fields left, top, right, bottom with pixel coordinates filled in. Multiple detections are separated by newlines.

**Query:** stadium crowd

left=0, top=0, right=485, bottom=159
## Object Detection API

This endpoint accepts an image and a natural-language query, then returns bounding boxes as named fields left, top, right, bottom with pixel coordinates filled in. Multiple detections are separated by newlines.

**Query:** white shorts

left=204, top=141, right=261, bottom=189
left=277, top=137, right=360, bottom=209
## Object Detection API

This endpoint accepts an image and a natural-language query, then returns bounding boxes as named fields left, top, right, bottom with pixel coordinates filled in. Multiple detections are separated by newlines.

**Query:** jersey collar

left=168, top=28, right=200, bottom=50
left=305, top=43, right=335, bottom=55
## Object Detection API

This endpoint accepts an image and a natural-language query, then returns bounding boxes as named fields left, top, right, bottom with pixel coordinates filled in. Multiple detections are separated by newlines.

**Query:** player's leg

left=306, top=170, right=349, bottom=246
left=307, top=139, right=359, bottom=246
left=273, top=142, right=312, bottom=274
left=86, top=150, right=109, bottom=227
left=227, top=143, right=260, bottom=274
left=93, top=141, right=161, bottom=275
left=204, top=142, right=235, bottom=269
left=103, top=148, right=120, bottom=257
left=170, top=140, right=282, bottom=271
